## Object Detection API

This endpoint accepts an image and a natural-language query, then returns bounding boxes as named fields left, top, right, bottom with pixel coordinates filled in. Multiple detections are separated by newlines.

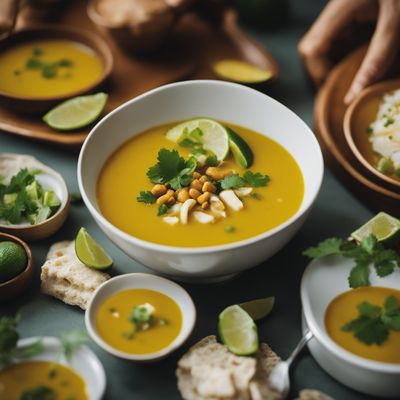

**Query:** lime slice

left=351, top=212, right=400, bottom=244
left=43, top=93, right=108, bottom=131
left=240, top=296, right=275, bottom=321
left=218, top=305, right=258, bottom=355
left=166, top=118, right=230, bottom=161
left=75, top=227, right=113, bottom=270
left=213, top=60, right=273, bottom=84
left=226, top=127, right=254, bottom=168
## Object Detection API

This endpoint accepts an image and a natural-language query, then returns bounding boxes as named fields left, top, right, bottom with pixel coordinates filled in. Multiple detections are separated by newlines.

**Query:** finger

left=298, top=0, right=365, bottom=86
left=344, top=0, right=400, bottom=104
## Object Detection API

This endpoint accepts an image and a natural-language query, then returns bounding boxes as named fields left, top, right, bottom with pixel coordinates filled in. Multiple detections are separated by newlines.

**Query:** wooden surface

left=314, top=46, right=400, bottom=215
left=0, top=0, right=279, bottom=149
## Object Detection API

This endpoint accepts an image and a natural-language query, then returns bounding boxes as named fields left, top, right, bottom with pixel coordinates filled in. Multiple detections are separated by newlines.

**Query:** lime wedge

left=218, top=305, right=258, bottom=355
left=43, top=93, right=108, bottom=131
left=239, top=296, right=275, bottom=321
left=166, top=118, right=230, bottom=161
left=351, top=212, right=400, bottom=244
left=227, top=127, right=254, bottom=168
left=213, top=60, right=273, bottom=84
left=75, top=227, right=113, bottom=270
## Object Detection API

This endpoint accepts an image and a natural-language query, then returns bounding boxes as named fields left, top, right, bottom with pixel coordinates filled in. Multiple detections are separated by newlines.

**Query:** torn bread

left=176, top=335, right=283, bottom=400
left=41, top=240, right=110, bottom=310
left=296, top=390, right=335, bottom=400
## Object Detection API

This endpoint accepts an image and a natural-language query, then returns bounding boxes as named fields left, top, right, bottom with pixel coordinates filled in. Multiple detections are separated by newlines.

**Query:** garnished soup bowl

left=78, top=80, right=323, bottom=281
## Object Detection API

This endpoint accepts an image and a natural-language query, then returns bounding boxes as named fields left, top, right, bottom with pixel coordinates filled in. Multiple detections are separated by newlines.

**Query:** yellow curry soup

left=97, top=122, right=304, bottom=247
left=96, top=289, right=182, bottom=354
left=325, top=286, right=400, bottom=364
left=0, top=40, right=103, bottom=98
left=0, top=361, right=88, bottom=399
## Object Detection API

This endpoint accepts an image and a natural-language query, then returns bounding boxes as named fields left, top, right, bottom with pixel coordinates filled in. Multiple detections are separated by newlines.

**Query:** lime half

left=166, top=118, right=229, bottom=161
left=240, top=296, right=274, bottom=321
left=75, top=228, right=113, bottom=270
left=351, top=212, right=400, bottom=244
left=218, top=305, right=258, bottom=355
left=0, top=241, right=27, bottom=283
left=227, top=127, right=254, bottom=168
left=213, top=60, right=273, bottom=84
left=43, top=92, right=108, bottom=131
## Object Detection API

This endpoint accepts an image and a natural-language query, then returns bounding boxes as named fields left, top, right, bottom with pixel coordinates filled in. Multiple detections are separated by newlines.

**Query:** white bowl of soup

left=85, top=273, right=196, bottom=362
left=0, top=336, right=106, bottom=400
left=301, top=256, right=400, bottom=398
left=78, top=80, right=323, bottom=280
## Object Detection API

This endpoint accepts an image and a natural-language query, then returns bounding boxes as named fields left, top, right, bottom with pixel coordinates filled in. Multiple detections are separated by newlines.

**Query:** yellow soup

left=0, top=361, right=88, bottom=399
left=325, top=287, right=400, bottom=363
left=0, top=40, right=103, bottom=98
left=96, top=289, right=182, bottom=354
left=97, top=122, right=304, bottom=247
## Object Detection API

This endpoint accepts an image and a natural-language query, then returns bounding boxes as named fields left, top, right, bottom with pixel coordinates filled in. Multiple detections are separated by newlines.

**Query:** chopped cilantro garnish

left=19, top=385, right=56, bottom=400
left=250, top=193, right=262, bottom=200
left=243, top=171, right=270, bottom=187
left=384, top=117, right=395, bottom=127
left=342, top=295, right=400, bottom=345
left=157, top=204, right=169, bottom=216
left=220, top=175, right=245, bottom=189
left=224, top=224, right=236, bottom=233
left=205, top=155, right=219, bottom=167
left=137, top=191, right=156, bottom=204
left=303, top=235, right=400, bottom=288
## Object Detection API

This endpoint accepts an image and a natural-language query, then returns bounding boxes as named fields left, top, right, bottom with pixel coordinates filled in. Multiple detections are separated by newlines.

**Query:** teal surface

left=0, top=2, right=377, bottom=399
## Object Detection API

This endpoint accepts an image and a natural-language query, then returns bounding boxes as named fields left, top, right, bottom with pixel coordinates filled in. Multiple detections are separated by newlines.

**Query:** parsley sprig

left=147, top=149, right=198, bottom=190
left=220, top=171, right=270, bottom=190
left=303, top=235, right=400, bottom=288
left=343, top=295, right=400, bottom=345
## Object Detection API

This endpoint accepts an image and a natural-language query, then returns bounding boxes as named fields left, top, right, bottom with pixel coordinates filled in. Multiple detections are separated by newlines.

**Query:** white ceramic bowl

left=2, top=336, right=106, bottom=400
left=85, top=273, right=196, bottom=362
left=301, top=255, right=400, bottom=398
left=78, top=80, right=323, bottom=280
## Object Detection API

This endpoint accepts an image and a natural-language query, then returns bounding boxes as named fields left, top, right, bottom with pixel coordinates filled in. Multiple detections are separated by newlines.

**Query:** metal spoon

left=268, top=329, right=314, bottom=398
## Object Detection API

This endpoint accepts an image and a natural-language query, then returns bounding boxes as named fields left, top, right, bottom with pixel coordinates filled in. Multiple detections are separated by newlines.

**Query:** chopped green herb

left=32, top=47, right=43, bottom=57
left=366, top=126, right=373, bottom=134
left=137, top=191, right=156, bottom=204
left=70, top=192, right=82, bottom=204
left=59, top=330, right=89, bottom=361
left=342, top=295, right=400, bottom=345
left=250, top=193, right=262, bottom=200
left=303, top=235, right=400, bottom=288
left=58, top=58, right=73, bottom=67
left=384, top=117, right=395, bottom=127
left=157, top=204, right=169, bottom=216
left=13, top=69, right=21, bottom=76
left=26, top=58, right=43, bottom=69
left=243, top=171, right=270, bottom=187
left=19, top=385, right=56, bottom=400
left=224, top=224, right=236, bottom=233
left=125, top=303, right=157, bottom=339
left=205, top=155, right=219, bottom=167
left=42, top=65, right=57, bottom=79
left=220, top=175, right=245, bottom=189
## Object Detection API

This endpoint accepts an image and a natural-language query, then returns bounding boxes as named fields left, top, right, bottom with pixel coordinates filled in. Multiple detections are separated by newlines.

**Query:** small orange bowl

left=0, top=25, right=113, bottom=113
left=0, top=232, right=34, bottom=300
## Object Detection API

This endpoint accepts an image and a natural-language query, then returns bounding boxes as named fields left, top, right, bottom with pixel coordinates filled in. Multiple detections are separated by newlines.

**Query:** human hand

left=298, top=0, right=400, bottom=104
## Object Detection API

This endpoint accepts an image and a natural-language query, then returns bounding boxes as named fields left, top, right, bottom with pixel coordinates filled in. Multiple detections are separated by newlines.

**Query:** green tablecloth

left=1, top=1, right=376, bottom=399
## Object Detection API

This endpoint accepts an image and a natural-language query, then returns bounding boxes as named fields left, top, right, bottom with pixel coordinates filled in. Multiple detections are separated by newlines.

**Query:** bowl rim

left=0, top=232, right=33, bottom=288
left=85, top=272, right=196, bottom=361
left=0, top=153, right=70, bottom=232
left=343, top=79, right=400, bottom=189
left=0, top=24, right=113, bottom=102
left=301, top=258, right=400, bottom=374
left=13, top=336, right=106, bottom=400
left=78, top=80, right=324, bottom=253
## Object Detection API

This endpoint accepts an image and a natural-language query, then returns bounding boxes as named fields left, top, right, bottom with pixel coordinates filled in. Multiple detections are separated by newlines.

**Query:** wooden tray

left=0, top=0, right=279, bottom=149
left=314, top=45, right=400, bottom=216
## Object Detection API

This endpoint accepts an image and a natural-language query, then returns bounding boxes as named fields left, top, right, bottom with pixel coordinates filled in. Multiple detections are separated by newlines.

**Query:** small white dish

left=85, top=272, right=196, bottom=362
left=78, top=80, right=323, bottom=281
left=1, top=336, right=106, bottom=400
left=301, top=255, right=400, bottom=398
left=0, top=153, right=70, bottom=241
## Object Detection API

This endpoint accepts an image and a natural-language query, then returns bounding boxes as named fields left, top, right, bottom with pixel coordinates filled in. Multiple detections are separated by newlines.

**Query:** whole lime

left=0, top=241, right=27, bottom=283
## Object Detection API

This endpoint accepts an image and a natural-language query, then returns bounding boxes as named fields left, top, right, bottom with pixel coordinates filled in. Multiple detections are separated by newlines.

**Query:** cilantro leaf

left=157, top=149, right=186, bottom=181
left=205, top=155, right=219, bottom=167
left=19, top=385, right=56, bottom=400
left=382, top=296, right=400, bottom=330
left=137, top=191, right=156, bottom=204
left=243, top=171, right=270, bottom=187
left=302, top=237, right=344, bottom=258
left=343, top=316, right=389, bottom=345
left=358, top=301, right=381, bottom=318
left=157, top=204, right=169, bottom=216
left=348, top=263, right=370, bottom=288
left=220, top=175, right=246, bottom=189
left=60, top=330, right=88, bottom=361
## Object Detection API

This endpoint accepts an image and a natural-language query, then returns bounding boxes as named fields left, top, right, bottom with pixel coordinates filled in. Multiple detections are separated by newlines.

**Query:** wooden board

left=0, top=0, right=279, bottom=149
left=314, top=45, right=400, bottom=216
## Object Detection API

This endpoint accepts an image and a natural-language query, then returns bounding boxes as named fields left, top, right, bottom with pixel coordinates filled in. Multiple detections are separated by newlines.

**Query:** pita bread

left=297, top=389, right=335, bottom=400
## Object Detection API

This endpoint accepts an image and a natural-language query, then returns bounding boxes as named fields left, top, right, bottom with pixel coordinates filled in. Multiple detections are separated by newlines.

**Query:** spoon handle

left=286, top=329, right=313, bottom=367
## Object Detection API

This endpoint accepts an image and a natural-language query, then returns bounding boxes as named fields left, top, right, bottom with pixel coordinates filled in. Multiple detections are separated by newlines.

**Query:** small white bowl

left=85, top=273, right=196, bottom=362
left=78, top=80, right=323, bottom=281
left=301, top=255, right=400, bottom=398
left=2, top=336, right=106, bottom=400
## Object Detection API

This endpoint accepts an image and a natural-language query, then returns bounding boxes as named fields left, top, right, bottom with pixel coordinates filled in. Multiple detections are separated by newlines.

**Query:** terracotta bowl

left=344, top=79, right=400, bottom=191
left=0, top=25, right=113, bottom=113
left=0, top=232, right=34, bottom=300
